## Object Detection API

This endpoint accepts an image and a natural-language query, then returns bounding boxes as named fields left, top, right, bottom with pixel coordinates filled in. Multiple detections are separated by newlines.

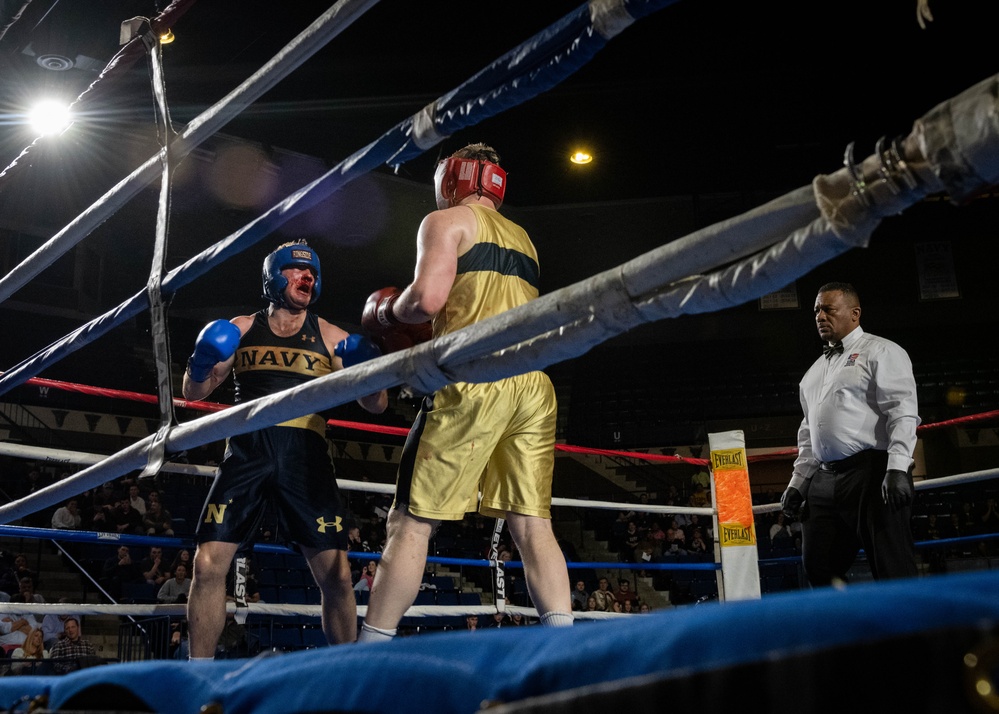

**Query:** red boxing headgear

left=434, top=156, right=507, bottom=210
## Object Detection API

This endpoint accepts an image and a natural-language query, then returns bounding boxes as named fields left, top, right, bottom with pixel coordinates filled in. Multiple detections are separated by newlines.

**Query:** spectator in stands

left=10, top=626, right=49, bottom=673
left=689, top=482, right=710, bottom=508
left=140, top=546, right=170, bottom=588
left=691, top=467, right=711, bottom=493
left=769, top=513, right=792, bottom=544
left=9, top=553, right=38, bottom=592
left=347, top=525, right=369, bottom=553
left=621, top=599, right=635, bottom=614
left=634, top=493, right=653, bottom=530
left=91, top=481, right=120, bottom=516
left=684, top=514, right=710, bottom=544
left=50, top=498, right=82, bottom=530
left=620, top=521, right=643, bottom=563
left=486, top=612, right=508, bottom=628
left=0, top=553, right=25, bottom=596
left=638, top=602, right=651, bottom=613
left=591, top=577, right=617, bottom=612
left=509, top=612, right=528, bottom=626
left=128, top=484, right=147, bottom=516
left=143, top=498, right=175, bottom=537
left=664, top=519, right=687, bottom=556
left=146, top=488, right=164, bottom=509
left=1, top=575, right=44, bottom=646
left=106, top=496, right=144, bottom=536
left=0, top=553, right=35, bottom=596
left=49, top=617, right=98, bottom=674
left=353, top=560, right=377, bottom=592
left=41, top=607, right=75, bottom=650
left=924, top=513, right=942, bottom=541
left=585, top=596, right=599, bottom=612
left=101, top=545, right=143, bottom=599
left=688, top=527, right=709, bottom=556
left=83, top=492, right=108, bottom=531
left=11, top=574, right=45, bottom=606
left=570, top=579, right=589, bottom=611
left=170, top=549, right=192, bottom=577
left=646, top=521, right=667, bottom=555
left=0, top=611, right=35, bottom=647
left=613, top=578, right=640, bottom=608
left=959, top=501, right=978, bottom=534
left=464, top=615, right=480, bottom=631
left=158, top=563, right=192, bottom=603
left=610, top=510, right=636, bottom=552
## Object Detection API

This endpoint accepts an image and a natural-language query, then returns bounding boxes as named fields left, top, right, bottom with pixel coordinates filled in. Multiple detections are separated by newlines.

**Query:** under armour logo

left=301, top=335, right=316, bottom=343
left=316, top=515, right=342, bottom=533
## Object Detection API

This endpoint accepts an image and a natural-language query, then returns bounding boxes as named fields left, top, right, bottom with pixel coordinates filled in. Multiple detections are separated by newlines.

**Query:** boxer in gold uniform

left=357, top=144, right=573, bottom=642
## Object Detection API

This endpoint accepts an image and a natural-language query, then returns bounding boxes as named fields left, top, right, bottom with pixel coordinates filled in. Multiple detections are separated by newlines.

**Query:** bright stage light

left=569, top=150, right=593, bottom=165
left=28, top=99, right=73, bottom=137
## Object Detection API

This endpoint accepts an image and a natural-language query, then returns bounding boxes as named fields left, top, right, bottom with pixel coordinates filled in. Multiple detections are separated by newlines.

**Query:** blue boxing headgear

left=261, top=241, right=322, bottom=307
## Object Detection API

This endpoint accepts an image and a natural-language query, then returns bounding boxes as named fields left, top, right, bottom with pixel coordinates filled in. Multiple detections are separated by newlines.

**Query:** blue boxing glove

left=334, top=334, right=382, bottom=368
left=187, top=319, right=241, bottom=383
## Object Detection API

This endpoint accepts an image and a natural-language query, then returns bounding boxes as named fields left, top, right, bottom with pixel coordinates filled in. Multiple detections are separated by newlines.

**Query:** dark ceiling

left=1, top=0, right=997, bottom=207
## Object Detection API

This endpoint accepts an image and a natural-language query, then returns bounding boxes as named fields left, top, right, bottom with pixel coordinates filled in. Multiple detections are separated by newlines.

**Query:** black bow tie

left=823, top=341, right=844, bottom=359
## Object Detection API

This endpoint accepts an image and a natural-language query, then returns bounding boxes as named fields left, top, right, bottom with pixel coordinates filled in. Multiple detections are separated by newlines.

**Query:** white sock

left=357, top=622, right=397, bottom=643
left=539, top=611, right=574, bottom=628
left=188, top=656, right=215, bottom=662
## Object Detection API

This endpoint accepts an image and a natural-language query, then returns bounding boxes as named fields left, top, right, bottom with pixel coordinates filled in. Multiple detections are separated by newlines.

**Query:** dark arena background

left=1, top=1, right=998, bottom=712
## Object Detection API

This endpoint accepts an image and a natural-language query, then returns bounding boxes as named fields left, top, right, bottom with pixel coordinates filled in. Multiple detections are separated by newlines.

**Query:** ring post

left=709, top=429, right=762, bottom=600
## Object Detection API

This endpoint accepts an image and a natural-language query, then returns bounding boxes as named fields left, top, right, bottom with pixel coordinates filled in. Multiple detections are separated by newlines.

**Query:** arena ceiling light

left=569, top=150, right=593, bottom=165
left=27, top=99, right=73, bottom=137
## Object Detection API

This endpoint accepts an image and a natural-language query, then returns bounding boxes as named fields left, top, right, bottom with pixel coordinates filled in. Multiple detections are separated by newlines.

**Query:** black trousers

left=800, top=449, right=918, bottom=586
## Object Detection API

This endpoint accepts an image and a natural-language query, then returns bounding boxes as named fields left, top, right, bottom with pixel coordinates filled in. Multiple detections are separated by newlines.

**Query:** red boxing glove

left=361, top=286, right=433, bottom=354
left=373, top=325, right=432, bottom=354
left=361, top=287, right=402, bottom=336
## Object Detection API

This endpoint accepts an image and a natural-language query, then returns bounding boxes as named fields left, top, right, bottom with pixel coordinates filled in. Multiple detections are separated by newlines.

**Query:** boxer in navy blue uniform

left=182, top=240, right=386, bottom=657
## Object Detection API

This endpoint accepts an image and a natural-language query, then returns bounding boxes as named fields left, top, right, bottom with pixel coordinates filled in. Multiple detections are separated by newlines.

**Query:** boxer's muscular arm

left=394, top=205, right=475, bottom=323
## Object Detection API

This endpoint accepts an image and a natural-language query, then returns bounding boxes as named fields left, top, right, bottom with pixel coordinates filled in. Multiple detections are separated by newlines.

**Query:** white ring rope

left=3, top=425, right=999, bottom=521
left=0, top=602, right=626, bottom=622
left=1, top=440, right=996, bottom=625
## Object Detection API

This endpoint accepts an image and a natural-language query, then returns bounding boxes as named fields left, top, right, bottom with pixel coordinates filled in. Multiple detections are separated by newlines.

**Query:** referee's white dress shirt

left=789, top=326, right=920, bottom=494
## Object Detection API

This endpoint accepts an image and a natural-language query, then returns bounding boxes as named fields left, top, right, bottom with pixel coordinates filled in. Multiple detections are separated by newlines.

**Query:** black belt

left=818, top=449, right=882, bottom=473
